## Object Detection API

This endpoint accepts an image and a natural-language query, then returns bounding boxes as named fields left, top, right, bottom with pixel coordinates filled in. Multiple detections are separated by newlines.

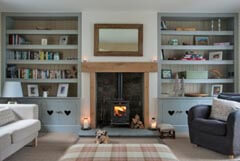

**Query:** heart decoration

left=47, top=110, right=53, bottom=115
left=186, top=111, right=189, bottom=115
left=64, top=110, right=71, bottom=116
left=168, top=110, right=175, bottom=116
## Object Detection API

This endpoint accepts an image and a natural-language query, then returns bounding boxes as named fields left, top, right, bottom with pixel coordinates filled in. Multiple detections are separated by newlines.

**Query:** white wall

left=81, top=11, right=158, bottom=124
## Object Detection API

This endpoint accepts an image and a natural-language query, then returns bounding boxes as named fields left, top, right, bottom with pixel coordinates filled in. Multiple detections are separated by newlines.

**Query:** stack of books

left=8, top=50, right=61, bottom=60
left=6, top=65, right=71, bottom=79
left=9, top=34, right=27, bottom=45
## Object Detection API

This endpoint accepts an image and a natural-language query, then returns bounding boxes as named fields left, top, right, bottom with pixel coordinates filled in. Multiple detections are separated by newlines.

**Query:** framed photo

left=195, top=36, right=209, bottom=45
left=59, top=36, right=68, bottom=45
left=209, top=51, right=223, bottom=60
left=27, top=85, right=39, bottom=97
left=41, top=38, right=48, bottom=45
left=211, top=84, right=223, bottom=96
left=57, top=84, right=69, bottom=97
left=161, top=69, right=172, bottom=79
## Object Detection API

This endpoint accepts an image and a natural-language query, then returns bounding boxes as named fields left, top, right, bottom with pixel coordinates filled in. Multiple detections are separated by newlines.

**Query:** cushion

left=192, top=118, right=226, bottom=136
left=210, top=98, right=240, bottom=121
left=0, top=132, right=11, bottom=152
left=0, top=119, right=41, bottom=143
left=0, top=107, right=16, bottom=126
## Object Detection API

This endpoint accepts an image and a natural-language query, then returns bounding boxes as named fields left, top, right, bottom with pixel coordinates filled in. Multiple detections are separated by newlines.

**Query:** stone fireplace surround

left=82, top=62, right=157, bottom=128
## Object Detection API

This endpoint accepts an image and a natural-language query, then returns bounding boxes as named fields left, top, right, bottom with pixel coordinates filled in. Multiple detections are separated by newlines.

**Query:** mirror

left=94, top=24, right=143, bottom=56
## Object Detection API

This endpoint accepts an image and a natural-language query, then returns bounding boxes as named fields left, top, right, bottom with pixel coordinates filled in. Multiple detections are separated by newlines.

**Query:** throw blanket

left=59, top=144, right=179, bottom=161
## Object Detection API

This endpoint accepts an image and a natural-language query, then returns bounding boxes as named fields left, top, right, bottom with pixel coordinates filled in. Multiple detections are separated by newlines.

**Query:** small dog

left=95, top=129, right=110, bottom=144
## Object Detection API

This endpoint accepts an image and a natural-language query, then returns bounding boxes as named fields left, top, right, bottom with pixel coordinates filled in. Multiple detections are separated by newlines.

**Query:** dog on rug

left=95, top=129, right=110, bottom=144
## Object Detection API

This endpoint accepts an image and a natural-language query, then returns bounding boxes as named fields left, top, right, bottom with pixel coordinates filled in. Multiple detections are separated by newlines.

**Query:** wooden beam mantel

left=82, top=62, right=157, bottom=73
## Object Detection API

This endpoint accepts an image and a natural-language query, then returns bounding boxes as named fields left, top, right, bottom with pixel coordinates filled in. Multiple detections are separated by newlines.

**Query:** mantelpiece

left=81, top=62, right=157, bottom=128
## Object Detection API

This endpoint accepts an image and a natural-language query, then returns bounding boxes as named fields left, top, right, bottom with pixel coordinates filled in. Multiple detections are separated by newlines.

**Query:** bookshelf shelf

left=161, top=79, right=234, bottom=84
left=5, top=78, right=78, bottom=83
left=7, top=60, right=79, bottom=65
left=159, top=60, right=234, bottom=65
left=160, top=45, right=234, bottom=50
left=161, top=30, right=234, bottom=36
left=7, top=30, right=78, bottom=35
left=7, top=45, right=78, bottom=50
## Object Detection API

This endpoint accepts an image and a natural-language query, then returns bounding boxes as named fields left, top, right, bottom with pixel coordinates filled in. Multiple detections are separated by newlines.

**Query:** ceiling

left=0, top=0, right=240, bottom=12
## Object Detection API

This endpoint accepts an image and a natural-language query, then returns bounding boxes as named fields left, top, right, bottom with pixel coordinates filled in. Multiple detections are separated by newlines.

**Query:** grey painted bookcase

left=158, top=13, right=238, bottom=132
left=1, top=13, right=82, bottom=133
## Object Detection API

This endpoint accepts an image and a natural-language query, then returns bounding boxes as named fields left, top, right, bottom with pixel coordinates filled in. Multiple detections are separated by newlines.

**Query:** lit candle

left=83, top=118, right=89, bottom=129
left=83, top=57, right=88, bottom=62
left=150, top=117, right=157, bottom=129
left=152, top=56, right=158, bottom=62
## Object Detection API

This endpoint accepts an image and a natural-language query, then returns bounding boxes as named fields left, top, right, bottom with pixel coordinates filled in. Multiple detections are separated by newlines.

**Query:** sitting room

left=0, top=0, right=240, bottom=161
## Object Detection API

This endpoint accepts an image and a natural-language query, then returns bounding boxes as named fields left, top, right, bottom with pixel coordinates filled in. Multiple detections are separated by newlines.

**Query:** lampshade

left=2, top=81, right=23, bottom=98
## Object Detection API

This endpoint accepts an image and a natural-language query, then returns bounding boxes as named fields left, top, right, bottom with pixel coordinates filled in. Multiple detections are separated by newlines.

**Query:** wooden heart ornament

left=47, top=110, right=53, bottom=115
left=186, top=111, right=189, bottom=115
left=64, top=110, right=71, bottom=116
left=168, top=110, right=175, bottom=116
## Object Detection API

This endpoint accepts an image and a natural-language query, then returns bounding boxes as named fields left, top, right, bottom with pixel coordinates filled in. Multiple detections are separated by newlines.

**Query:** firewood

left=131, top=114, right=144, bottom=129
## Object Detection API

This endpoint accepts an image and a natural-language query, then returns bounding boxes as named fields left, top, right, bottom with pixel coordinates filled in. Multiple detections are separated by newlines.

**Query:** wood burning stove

left=111, top=101, right=129, bottom=125
left=111, top=73, right=130, bottom=125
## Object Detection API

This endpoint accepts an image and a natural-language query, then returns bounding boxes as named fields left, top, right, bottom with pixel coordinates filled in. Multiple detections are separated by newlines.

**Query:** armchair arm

left=188, top=105, right=211, bottom=123
left=226, top=110, right=240, bottom=154
left=0, top=104, right=39, bottom=120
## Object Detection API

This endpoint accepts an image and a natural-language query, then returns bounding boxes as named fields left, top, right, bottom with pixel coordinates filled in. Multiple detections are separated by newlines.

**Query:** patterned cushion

left=210, top=98, right=240, bottom=121
left=0, top=107, right=16, bottom=126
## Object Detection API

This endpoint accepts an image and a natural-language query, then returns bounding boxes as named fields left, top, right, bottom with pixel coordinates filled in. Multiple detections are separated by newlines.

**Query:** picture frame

left=209, top=51, right=223, bottom=60
left=41, top=38, right=48, bottom=45
left=27, top=84, right=39, bottom=97
left=59, top=36, right=68, bottom=45
left=161, top=69, right=172, bottom=79
left=195, top=36, right=209, bottom=45
left=57, top=84, right=69, bottom=97
left=211, top=84, right=223, bottom=96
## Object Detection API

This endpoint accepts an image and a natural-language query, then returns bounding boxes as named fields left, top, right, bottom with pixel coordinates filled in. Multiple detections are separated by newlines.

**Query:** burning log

left=131, top=114, right=144, bottom=129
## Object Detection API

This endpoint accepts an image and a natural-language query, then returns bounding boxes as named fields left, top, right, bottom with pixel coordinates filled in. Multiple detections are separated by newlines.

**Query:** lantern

left=82, top=118, right=90, bottom=130
left=150, top=117, right=157, bottom=130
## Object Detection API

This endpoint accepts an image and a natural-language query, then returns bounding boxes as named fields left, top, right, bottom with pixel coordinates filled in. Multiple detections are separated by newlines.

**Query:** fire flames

left=114, top=106, right=127, bottom=117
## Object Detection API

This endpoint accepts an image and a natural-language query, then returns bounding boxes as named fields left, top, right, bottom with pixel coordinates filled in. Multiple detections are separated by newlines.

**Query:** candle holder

left=81, top=118, right=91, bottom=130
left=149, top=117, right=157, bottom=130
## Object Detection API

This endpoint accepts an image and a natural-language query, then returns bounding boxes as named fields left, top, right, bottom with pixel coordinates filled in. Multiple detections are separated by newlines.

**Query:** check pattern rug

left=59, top=144, right=179, bottom=161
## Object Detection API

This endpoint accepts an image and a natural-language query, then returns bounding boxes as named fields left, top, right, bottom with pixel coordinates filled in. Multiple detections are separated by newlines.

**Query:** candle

left=83, top=118, right=89, bottom=129
left=150, top=117, right=157, bottom=129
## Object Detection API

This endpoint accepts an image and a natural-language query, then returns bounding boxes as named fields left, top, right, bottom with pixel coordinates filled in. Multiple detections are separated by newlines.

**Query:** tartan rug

left=59, top=144, right=179, bottom=161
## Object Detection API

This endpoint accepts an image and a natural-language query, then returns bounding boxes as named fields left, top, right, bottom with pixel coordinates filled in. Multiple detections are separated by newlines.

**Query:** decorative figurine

left=211, top=20, right=214, bottom=31
left=173, top=74, right=181, bottom=96
left=218, top=19, right=221, bottom=31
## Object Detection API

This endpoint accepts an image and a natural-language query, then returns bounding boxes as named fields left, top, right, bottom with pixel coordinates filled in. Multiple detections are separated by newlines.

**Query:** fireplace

left=96, top=73, right=143, bottom=128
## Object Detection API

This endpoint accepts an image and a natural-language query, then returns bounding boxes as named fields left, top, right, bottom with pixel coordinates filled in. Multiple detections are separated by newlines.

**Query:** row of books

left=7, top=65, right=71, bottom=79
left=8, top=50, right=61, bottom=60
left=9, top=34, right=27, bottom=45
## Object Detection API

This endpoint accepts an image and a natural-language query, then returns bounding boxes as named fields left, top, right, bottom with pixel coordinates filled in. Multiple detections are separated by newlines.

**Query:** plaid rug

left=59, top=144, right=179, bottom=161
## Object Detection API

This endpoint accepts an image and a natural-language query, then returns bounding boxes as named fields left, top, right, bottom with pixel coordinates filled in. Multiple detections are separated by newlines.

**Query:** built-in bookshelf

left=158, top=13, right=238, bottom=98
left=2, top=13, right=81, bottom=98
left=157, top=13, right=238, bottom=132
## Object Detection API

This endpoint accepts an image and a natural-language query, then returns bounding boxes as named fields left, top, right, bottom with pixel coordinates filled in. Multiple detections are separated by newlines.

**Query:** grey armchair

left=188, top=94, right=240, bottom=158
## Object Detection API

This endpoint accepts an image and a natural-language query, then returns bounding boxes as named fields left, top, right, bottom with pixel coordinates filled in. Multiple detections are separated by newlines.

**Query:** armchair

left=188, top=94, right=240, bottom=158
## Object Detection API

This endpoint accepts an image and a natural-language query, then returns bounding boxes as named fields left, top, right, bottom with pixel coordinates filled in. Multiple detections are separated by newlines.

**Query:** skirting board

left=41, top=125, right=81, bottom=133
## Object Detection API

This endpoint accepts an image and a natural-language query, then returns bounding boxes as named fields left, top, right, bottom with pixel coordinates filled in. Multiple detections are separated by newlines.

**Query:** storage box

left=179, top=71, right=208, bottom=79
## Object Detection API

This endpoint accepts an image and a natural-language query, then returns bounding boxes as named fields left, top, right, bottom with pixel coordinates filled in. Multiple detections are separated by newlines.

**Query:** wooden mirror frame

left=94, top=24, right=143, bottom=56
